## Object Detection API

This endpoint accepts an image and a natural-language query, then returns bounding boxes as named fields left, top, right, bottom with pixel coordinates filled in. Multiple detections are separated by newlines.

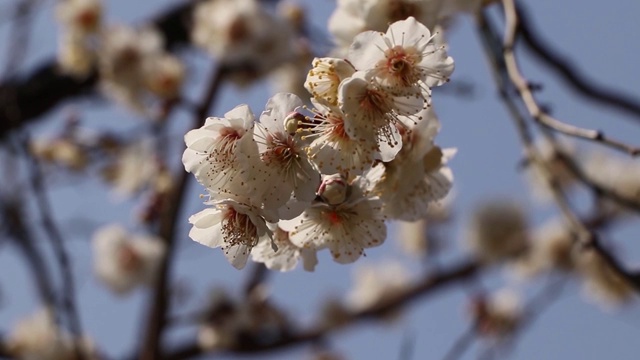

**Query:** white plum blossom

left=338, top=70, right=424, bottom=155
left=98, top=26, right=162, bottom=111
left=512, top=219, right=576, bottom=278
left=370, top=109, right=454, bottom=220
left=253, top=93, right=321, bottom=219
left=304, top=102, right=378, bottom=176
left=183, top=104, right=261, bottom=198
left=471, top=289, right=522, bottom=338
left=525, top=137, right=578, bottom=203
left=396, top=218, right=429, bottom=258
left=183, top=17, right=456, bottom=270
left=57, top=32, right=94, bottom=77
left=280, top=177, right=386, bottom=264
left=6, top=308, right=96, bottom=360
left=93, top=224, right=165, bottom=295
left=348, top=16, right=454, bottom=94
left=142, top=53, right=186, bottom=100
left=577, top=248, right=634, bottom=310
left=328, top=0, right=445, bottom=53
left=56, top=0, right=102, bottom=35
left=465, top=200, right=529, bottom=263
left=189, top=195, right=273, bottom=269
left=346, top=260, right=411, bottom=311
left=192, top=0, right=293, bottom=80
left=103, top=138, right=172, bottom=198
left=305, top=57, right=356, bottom=106
left=251, top=225, right=318, bottom=272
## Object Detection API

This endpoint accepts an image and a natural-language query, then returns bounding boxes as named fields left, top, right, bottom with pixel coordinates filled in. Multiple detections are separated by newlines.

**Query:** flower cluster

left=184, top=17, right=455, bottom=270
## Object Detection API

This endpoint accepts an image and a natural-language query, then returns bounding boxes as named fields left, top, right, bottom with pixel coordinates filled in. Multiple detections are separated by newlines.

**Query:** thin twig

left=2, top=0, right=40, bottom=78
left=480, top=5, right=640, bottom=295
left=441, top=325, right=476, bottom=360
left=516, top=3, right=640, bottom=122
left=500, top=0, right=640, bottom=156
left=19, top=134, right=84, bottom=351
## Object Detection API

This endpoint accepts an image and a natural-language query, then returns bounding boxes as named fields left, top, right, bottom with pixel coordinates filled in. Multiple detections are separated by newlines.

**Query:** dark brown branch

left=162, top=260, right=480, bottom=360
left=0, top=0, right=197, bottom=140
left=139, top=64, right=226, bottom=360
left=1, top=199, right=57, bottom=310
left=516, top=3, right=640, bottom=122
left=21, top=135, right=84, bottom=348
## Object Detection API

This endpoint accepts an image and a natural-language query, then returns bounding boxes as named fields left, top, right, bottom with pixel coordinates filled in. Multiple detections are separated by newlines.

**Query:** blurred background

left=1, top=0, right=640, bottom=359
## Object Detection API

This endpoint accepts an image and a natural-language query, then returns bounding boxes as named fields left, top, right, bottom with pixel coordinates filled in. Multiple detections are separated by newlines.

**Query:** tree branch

left=516, top=3, right=640, bottom=122
left=0, top=0, right=197, bottom=140
left=162, top=260, right=480, bottom=360
left=139, top=64, right=226, bottom=360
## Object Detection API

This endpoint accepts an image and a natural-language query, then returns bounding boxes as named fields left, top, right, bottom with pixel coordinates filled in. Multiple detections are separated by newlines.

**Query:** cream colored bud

left=317, top=174, right=348, bottom=206
left=283, top=112, right=305, bottom=135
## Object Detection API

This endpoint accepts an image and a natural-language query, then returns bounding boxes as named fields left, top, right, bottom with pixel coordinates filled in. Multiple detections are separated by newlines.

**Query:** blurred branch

left=162, top=260, right=480, bottom=359
left=2, top=0, right=40, bottom=78
left=516, top=3, right=640, bottom=122
left=0, top=334, right=11, bottom=359
left=1, top=199, right=57, bottom=311
left=20, top=135, right=84, bottom=347
left=139, top=64, right=226, bottom=360
left=0, top=0, right=194, bottom=140
left=441, top=325, right=476, bottom=360
left=553, top=152, right=640, bottom=214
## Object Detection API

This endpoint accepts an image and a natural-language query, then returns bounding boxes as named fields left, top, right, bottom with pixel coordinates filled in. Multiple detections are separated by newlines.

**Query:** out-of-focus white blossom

left=93, top=224, right=165, bottom=295
left=526, top=137, right=577, bottom=203
left=583, top=151, right=640, bottom=214
left=57, top=33, right=94, bottom=77
left=396, top=219, right=429, bottom=258
left=577, top=248, right=634, bottom=310
left=143, top=54, right=186, bottom=100
left=102, top=139, right=172, bottom=198
left=513, top=220, right=575, bottom=278
left=192, top=0, right=293, bottom=80
left=328, top=0, right=444, bottom=53
left=466, top=200, right=529, bottom=263
left=31, top=137, right=87, bottom=171
left=99, top=25, right=184, bottom=112
left=6, top=308, right=96, bottom=360
left=56, top=0, right=102, bottom=35
left=346, top=260, right=411, bottom=311
left=471, top=289, right=522, bottom=338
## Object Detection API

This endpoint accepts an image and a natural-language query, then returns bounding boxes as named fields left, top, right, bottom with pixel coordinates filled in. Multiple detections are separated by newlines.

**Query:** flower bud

left=317, top=174, right=348, bottom=206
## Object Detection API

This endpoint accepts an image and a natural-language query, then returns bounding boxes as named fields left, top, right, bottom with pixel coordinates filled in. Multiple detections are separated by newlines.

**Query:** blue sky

left=1, top=0, right=640, bottom=359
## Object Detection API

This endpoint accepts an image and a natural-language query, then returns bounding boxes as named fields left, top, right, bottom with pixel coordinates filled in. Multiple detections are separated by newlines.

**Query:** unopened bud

left=317, top=174, right=348, bottom=206
left=284, top=112, right=305, bottom=135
